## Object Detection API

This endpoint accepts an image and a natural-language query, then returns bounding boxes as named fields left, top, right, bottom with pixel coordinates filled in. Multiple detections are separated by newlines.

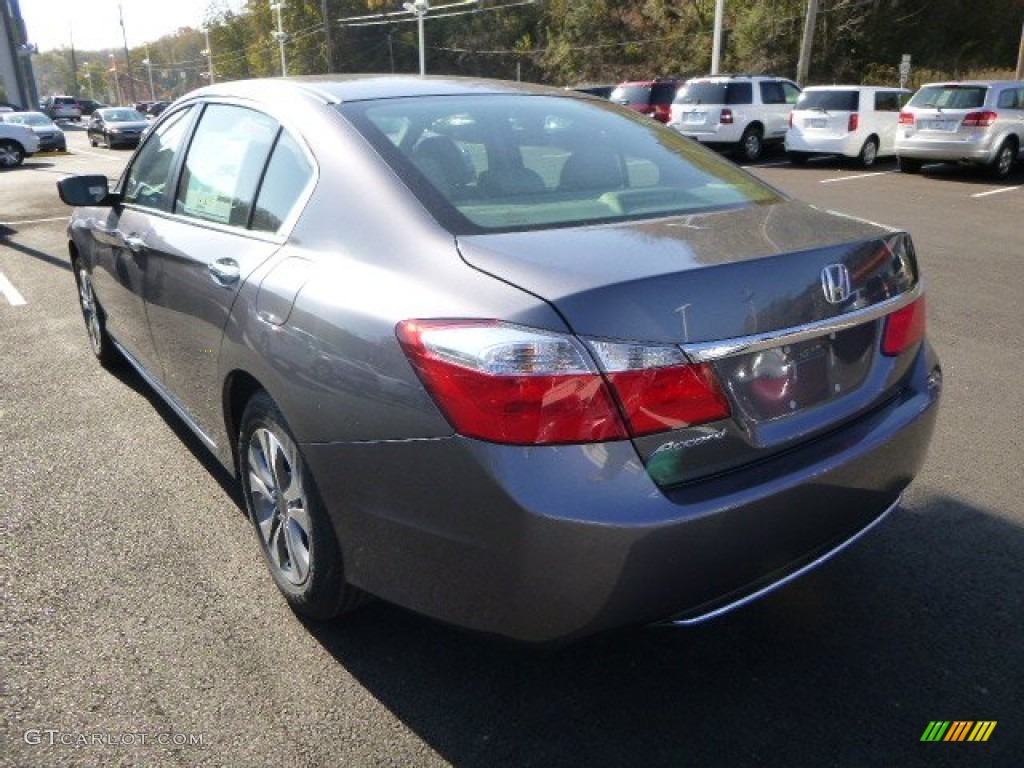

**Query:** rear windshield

left=796, top=90, right=859, bottom=111
left=340, top=94, right=782, bottom=235
left=675, top=82, right=753, bottom=106
left=909, top=85, right=987, bottom=110
left=610, top=84, right=651, bottom=106
left=649, top=81, right=681, bottom=105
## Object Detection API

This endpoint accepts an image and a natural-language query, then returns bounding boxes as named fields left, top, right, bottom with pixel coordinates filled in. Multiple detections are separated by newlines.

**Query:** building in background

left=1, top=0, right=39, bottom=109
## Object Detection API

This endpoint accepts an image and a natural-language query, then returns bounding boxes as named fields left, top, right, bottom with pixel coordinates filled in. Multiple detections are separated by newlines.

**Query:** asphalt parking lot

left=1, top=124, right=1022, bottom=768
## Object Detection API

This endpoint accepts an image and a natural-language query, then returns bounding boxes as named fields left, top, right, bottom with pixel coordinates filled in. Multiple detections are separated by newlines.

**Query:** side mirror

left=56, top=175, right=116, bottom=207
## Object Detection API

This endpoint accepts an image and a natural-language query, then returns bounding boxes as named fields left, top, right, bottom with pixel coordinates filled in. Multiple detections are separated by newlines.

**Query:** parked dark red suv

left=610, top=77, right=685, bottom=123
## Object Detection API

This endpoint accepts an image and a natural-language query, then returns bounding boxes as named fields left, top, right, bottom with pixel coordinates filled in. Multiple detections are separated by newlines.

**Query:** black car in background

left=57, top=76, right=941, bottom=644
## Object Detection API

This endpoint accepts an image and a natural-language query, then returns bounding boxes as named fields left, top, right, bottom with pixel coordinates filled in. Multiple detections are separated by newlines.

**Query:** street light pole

left=402, top=0, right=429, bottom=76
left=143, top=47, right=156, bottom=101
left=202, top=26, right=215, bottom=84
left=271, top=2, right=288, bottom=77
left=108, top=54, right=123, bottom=105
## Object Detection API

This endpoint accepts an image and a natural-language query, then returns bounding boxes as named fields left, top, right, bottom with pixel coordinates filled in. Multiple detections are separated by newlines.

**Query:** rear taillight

left=788, top=112, right=794, bottom=128
left=962, top=111, right=997, bottom=127
left=397, top=321, right=731, bottom=445
left=898, top=111, right=914, bottom=126
left=882, top=296, right=926, bottom=356
left=720, top=108, right=734, bottom=125
left=588, top=341, right=730, bottom=436
left=847, top=112, right=859, bottom=132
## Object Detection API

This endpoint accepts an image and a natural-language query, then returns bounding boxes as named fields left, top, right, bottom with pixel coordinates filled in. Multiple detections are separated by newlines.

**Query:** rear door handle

left=208, top=258, right=240, bottom=285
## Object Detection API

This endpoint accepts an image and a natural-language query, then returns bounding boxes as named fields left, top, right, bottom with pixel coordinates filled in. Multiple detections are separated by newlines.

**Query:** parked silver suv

left=895, top=80, right=1024, bottom=179
left=669, top=75, right=801, bottom=161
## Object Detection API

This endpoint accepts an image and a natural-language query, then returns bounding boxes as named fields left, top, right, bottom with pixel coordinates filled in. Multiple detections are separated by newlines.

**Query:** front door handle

left=208, top=258, right=240, bottom=285
left=124, top=234, right=147, bottom=253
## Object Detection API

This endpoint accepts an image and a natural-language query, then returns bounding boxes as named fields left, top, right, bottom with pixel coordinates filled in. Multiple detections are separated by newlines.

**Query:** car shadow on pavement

left=0, top=232, right=71, bottom=272
left=105, top=360, right=246, bottom=515
left=302, top=493, right=1021, bottom=767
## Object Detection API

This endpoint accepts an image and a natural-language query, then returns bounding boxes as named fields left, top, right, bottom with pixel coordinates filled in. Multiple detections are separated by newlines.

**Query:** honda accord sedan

left=57, top=76, right=941, bottom=644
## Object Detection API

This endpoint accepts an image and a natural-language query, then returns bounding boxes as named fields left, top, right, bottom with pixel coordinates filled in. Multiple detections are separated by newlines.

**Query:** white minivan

left=786, top=86, right=910, bottom=167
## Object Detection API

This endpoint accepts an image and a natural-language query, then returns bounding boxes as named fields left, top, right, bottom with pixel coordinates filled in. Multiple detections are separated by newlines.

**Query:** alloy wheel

left=246, top=426, right=313, bottom=586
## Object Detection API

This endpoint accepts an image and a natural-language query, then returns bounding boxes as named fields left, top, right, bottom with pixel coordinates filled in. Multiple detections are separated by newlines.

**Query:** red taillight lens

left=898, top=111, right=914, bottom=126
left=397, top=321, right=732, bottom=445
left=397, top=320, right=626, bottom=445
left=605, top=364, right=730, bottom=435
left=882, top=296, right=926, bottom=356
left=847, top=112, right=859, bottom=132
left=720, top=108, right=734, bottom=125
left=962, top=111, right=997, bottom=127
left=788, top=112, right=794, bottom=128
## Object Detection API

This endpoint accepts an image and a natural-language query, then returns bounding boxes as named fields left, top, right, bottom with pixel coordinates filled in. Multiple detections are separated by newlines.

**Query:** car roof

left=801, top=85, right=909, bottom=92
left=918, top=80, right=1024, bottom=88
left=185, top=75, right=575, bottom=109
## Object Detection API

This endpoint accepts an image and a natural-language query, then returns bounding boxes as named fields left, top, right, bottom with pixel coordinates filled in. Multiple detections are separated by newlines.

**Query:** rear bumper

left=304, top=342, right=941, bottom=644
left=785, top=133, right=862, bottom=158
left=895, top=133, right=999, bottom=164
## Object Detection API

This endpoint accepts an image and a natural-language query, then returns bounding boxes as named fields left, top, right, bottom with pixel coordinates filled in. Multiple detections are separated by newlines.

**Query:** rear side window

left=650, top=81, right=681, bottom=105
left=909, top=86, right=987, bottom=110
left=610, top=84, right=652, bottom=106
left=996, top=89, right=1020, bottom=109
left=676, top=82, right=752, bottom=105
left=251, top=132, right=313, bottom=233
left=874, top=91, right=905, bottom=112
left=797, top=90, right=859, bottom=111
left=174, top=104, right=278, bottom=227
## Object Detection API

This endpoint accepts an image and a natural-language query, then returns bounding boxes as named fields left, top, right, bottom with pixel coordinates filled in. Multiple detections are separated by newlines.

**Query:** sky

left=20, top=0, right=246, bottom=53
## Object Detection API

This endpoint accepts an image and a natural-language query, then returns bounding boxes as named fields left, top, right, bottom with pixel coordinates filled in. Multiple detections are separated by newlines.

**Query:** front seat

left=410, top=135, right=475, bottom=198
left=558, top=147, right=627, bottom=192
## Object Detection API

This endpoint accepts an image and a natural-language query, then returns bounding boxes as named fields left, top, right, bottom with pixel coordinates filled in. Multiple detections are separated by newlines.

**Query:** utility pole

left=321, top=0, right=333, bottom=72
left=711, top=0, right=725, bottom=75
left=203, top=26, right=215, bottom=83
left=271, top=2, right=288, bottom=77
left=1016, top=21, right=1023, bottom=80
left=119, top=3, right=137, bottom=104
left=796, top=0, right=819, bottom=86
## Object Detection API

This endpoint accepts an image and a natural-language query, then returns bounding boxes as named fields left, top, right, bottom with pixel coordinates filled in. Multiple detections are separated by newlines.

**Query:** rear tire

left=899, top=157, right=922, bottom=174
left=858, top=137, right=879, bottom=168
left=238, top=391, right=365, bottom=620
left=738, top=126, right=764, bottom=163
left=988, top=139, right=1017, bottom=180
left=0, top=140, right=25, bottom=168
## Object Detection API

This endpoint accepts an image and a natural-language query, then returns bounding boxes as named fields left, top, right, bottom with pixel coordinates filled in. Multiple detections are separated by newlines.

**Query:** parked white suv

left=786, top=86, right=910, bottom=167
left=669, top=75, right=801, bottom=161
left=0, top=121, right=40, bottom=167
left=895, top=80, right=1024, bottom=179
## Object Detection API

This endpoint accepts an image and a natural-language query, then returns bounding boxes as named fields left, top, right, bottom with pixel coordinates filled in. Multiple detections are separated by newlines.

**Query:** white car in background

left=0, top=120, right=40, bottom=168
left=786, top=86, right=910, bottom=167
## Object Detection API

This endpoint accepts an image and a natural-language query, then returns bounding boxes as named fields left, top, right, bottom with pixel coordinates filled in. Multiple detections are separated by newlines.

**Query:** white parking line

left=970, top=186, right=1022, bottom=199
left=820, top=171, right=892, bottom=184
left=0, top=216, right=68, bottom=226
left=0, top=270, right=27, bottom=306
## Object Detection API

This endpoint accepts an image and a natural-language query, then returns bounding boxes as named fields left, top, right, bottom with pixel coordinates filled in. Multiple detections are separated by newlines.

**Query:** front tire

left=72, top=260, right=120, bottom=368
left=0, top=140, right=25, bottom=168
left=238, top=391, right=363, bottom=620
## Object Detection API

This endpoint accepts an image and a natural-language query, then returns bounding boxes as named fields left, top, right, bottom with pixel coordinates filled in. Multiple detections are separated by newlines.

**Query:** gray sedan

left=87, top=107, right=150, bottom=148
left=57, top=76, right=941, bottom=644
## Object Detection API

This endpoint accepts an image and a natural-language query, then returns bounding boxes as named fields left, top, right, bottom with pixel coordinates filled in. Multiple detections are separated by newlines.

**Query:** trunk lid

left=457, top=201, right=921, bottom=485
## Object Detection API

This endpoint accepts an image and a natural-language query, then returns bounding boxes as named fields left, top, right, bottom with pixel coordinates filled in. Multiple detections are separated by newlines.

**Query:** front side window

left=341, top=94, right=782, bottom=234
left=122, top=106, right=194, bottom=209
left=760, top=82, right=786, bottom=105
left=874, top=91, right=904, bottom=112
left=174, top=104, right=278, bottom=227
